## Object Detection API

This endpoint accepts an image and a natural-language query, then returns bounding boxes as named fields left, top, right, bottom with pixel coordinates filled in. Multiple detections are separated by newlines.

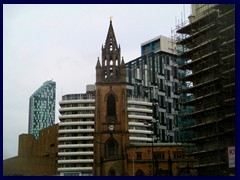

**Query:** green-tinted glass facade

left=28, top=80, right=56, bottom=139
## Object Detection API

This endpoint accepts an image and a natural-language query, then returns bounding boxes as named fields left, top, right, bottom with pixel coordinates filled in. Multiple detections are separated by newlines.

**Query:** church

left=93, top=19, right=196, bottom=176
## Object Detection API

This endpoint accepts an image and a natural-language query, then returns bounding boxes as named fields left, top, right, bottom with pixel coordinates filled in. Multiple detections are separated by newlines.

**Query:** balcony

left=58, top=129, right=94, bottom=134
left=58, top=167, right=92, bottom=172
left=128, top=114, right=152, bottom=121
left=59, top=121, right=94, bottom=126
left=58, top=159, right=93, bottom=164
left=58, top=143, right=93, bottom=149
left=58, top=151, right=93, bottom=156
left=59, top=106, right=95, bottom=112
left=58, top=136, right=93, bottom=141
left=59, top=114, right=94, bottom=119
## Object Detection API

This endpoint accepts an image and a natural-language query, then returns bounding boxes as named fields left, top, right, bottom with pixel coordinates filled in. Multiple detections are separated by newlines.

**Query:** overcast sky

left=3, top=4, right=191, bottom=160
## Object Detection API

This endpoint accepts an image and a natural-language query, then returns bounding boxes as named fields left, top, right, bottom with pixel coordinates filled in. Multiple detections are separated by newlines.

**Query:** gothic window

left=104, top=70, right=107, bottom=79
left=110, top=60, right=113, bottom=66
left=108, top=168, right=116, bottom=176
left=107, top=94, right=116, bottom=116
left=105, top=59, right=107, bottom=66
left=110, top=67, right=113, bottom=77
left=107, top=139, right=117, bottom=157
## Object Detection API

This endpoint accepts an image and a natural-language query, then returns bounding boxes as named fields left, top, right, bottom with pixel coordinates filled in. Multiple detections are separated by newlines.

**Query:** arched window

left=110, top=45, right=113, bottom=51
left=107, top=94, right=116, bottom=116
left=108, top=139, right=116, bottom=157
left=104, top=70, right=107, bottom=79
left=110, top=67, right=113, bottom=77
left=110, top=60, right=113, bottom=66
left=105, top=59, right=107, bottom=66
left=135, top=169, right=145, bottom=176
left=108, top=168, right=116, bottom=176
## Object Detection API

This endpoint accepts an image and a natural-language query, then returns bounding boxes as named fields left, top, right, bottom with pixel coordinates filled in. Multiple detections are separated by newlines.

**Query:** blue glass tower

left=28, top=80, right=56, bottom=139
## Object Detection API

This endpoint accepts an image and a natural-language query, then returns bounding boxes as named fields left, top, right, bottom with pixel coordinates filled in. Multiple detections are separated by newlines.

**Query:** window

left=167, top=86, right=171, bottom=97
left=107, top=139, right=117, bottom=157
left=160, top=112, right=165, bottom=124
left=160, top=96, right=165, bottom=108
left=110, top=60, right=113, bottom=66
left=167, top=102, right=172, bottom=113
left=110, top=67, right=113, bottom=77
left=172, top=66, right=178, bottom=78
left=166, top=70, right=170, bottom=80
left=136, top=152, right=142, bottom=160
left=155, top=152, right=165, bottom=160
left=168, top=119, right=172, bottom=130
left=107, top=94, right=116, bottom=116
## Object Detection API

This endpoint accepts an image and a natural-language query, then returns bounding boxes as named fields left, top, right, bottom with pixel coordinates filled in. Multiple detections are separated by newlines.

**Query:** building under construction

left=172, top=4, right=235, bottom=175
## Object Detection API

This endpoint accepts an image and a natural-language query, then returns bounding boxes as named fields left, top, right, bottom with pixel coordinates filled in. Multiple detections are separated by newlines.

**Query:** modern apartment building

left=28, top=80, right=56, bottom=139
left=57, top=85, right=95, bottom=176
left=174, top=4, right=235, bottom=175
left=126, top=35, right=180, bottom=144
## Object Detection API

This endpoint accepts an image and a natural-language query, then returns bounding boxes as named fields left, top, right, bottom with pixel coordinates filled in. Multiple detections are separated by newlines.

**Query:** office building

left=28, top=80, right=56, bottom=139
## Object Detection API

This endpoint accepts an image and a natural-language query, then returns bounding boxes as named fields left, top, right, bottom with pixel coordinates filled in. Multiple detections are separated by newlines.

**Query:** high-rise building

left=174, top=4, right=235, bottom=175
left=57, top=85, right=95, bottom=176
left=28, top=80, right=56, bottom=139
left=126, top=35, right=180, bottom=144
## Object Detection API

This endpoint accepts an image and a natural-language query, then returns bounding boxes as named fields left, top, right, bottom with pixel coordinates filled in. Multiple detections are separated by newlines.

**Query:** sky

left=3, top=4, right=191, bottom=160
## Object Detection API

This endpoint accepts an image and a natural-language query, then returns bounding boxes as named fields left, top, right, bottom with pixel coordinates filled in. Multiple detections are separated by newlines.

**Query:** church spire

left=96, top=19, right=125, bottom=84
left=104, top=19, right=119, bottom=53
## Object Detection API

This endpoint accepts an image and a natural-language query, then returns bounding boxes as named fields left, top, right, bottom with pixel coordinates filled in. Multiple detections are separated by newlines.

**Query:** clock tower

left=93, top=19, right=129, bottom=176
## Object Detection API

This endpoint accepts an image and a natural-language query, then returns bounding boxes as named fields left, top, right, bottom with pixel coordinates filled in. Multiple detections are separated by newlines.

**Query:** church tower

left=93, top=19, right=129, bottom=176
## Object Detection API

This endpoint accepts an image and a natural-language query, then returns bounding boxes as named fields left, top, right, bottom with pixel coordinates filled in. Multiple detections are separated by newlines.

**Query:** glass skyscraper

left=28, top=80, right=56, bottom=139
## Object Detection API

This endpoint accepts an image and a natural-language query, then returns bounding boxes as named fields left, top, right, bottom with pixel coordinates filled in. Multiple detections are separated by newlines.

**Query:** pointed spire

left=121, top=57, right=125, bottom=66
left=105, top=19, right=118, bottom=49
left=96, top=57, right=101, bottom=68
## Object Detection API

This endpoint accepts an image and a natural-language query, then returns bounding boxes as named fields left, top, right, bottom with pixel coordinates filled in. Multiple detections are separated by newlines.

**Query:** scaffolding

left=171, top=4, right=235, bottom=176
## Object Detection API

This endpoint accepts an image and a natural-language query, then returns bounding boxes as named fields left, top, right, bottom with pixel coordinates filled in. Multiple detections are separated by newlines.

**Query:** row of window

left=134, top=151, right=184, bottom=160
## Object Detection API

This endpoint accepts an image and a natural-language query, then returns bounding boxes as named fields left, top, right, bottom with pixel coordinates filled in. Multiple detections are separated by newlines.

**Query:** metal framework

left=171, top=4, right=235, bottom=176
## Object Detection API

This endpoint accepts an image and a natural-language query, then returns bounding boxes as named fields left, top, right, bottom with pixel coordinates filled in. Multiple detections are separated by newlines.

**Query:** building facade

left=126, top=143, right=196, bottom=176
left=93, top=19, right=129, bottom=176
left=28, top=80, right=56, bottom=139
left=174, top=4, right=235, bottom=175
left=3, top=124, right=59, bottom=176
left=57, top=85, right=95, bottom=176
left=126, top=35, right=180, bottom=144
